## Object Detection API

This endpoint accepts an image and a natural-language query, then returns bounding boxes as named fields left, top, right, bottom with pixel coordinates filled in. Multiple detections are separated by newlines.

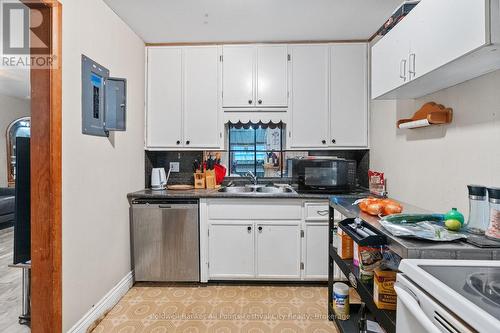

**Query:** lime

left=445, top=219, right=462, bottom=231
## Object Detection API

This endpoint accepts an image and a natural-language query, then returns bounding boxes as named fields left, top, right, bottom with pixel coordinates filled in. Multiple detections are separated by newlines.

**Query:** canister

left=464, top=185, right=488, bottom=234
left=333, top=282, right=350, bottom=320
left=485, top=187, right=500, bottom=241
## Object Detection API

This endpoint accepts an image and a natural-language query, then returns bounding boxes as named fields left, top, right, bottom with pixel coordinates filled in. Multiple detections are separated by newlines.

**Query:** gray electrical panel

left=81, top=55, right=127, bottom=136
left=105, top=77, right=127, bottom=131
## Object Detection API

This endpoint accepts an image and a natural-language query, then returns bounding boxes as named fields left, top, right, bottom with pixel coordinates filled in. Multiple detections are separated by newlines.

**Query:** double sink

left=218, top=185, right=296, bottom=195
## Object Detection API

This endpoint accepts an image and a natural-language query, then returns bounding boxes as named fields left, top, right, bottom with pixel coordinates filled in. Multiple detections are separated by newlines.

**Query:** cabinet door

left=303, top=223, right=328, bottom=280
left=289, top=45, right=330, bottom=148
left=222, top=46, right=255, bottom=107
left=330, top=44, right=368, bottom=147
left=256, top=223, right=301, bottom=279
left=256, top=45, right=288, bottom=107
left=407, top=0, right=488, bottom=81
left=371, top=21, right=411, bottom=99
left=208, top=222, right=254, bottom=279
left=183, top=46, right=222, bottom=148
left=146, top=47, right=183, bottom=148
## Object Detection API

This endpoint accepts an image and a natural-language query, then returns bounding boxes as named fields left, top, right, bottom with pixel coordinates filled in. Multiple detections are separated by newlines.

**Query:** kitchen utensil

left=151, top=168, right=167, bottom=190
left=465, top=185, right=489, bottom=235
left=214, top=164, right=226, bottom=184
left=486, top=187, right=500, bottom=241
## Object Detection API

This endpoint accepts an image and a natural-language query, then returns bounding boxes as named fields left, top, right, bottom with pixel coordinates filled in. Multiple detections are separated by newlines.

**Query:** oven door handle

left=394, top=284, right=442, bottom=333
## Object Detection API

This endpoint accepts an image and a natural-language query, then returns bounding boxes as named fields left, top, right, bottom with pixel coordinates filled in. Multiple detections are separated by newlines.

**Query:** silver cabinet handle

left=317, top=210, right=329, bottom=216
left=400, top=59, right=407, bottom=81
left=409, top=53, right=416, bottom=78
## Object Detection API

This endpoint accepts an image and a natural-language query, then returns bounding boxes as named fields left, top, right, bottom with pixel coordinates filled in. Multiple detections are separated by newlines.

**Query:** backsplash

left=145, top=150, right=369, bottom=188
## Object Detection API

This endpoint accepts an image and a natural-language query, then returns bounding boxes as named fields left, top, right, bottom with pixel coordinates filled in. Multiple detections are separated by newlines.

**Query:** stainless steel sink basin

left=255, top=186, right=295, bottom=194
left=218, top=186, right=254, bottom=193
left=218, top=186, right=296, bottom=194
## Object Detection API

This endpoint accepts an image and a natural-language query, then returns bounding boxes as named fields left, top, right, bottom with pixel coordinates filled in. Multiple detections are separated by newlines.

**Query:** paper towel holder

left=397, top=102, right=453, bottom=129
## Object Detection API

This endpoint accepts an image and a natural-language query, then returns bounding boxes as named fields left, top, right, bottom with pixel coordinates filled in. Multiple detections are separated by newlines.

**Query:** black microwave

left=290, top=158, right=357, bottom=194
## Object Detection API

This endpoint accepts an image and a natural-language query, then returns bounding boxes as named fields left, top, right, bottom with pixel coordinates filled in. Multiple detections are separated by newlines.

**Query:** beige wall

left=61, top=0, right=145, bottom=330
left=0, top=94, right=30, bottom=187
left=370, top=70, right=500, bottom=216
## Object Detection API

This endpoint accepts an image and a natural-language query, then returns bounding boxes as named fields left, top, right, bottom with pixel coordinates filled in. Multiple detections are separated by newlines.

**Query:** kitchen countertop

left=330, top=196, right=500, bottom=260
left=127, top=187, right=371, bottom=201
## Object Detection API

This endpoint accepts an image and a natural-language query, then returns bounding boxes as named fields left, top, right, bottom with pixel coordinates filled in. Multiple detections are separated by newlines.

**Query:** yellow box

left=373, top=268, right=397, bottom=310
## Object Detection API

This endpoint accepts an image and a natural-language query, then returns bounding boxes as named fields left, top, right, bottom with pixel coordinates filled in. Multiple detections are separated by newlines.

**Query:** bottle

left=464, top=185, right=488, bottom=234
left=485, top=187, right=500, bottom=241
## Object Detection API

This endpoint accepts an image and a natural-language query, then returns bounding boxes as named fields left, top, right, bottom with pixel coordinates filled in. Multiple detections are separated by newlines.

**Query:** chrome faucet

left=245, top=171, right=258, bottom=186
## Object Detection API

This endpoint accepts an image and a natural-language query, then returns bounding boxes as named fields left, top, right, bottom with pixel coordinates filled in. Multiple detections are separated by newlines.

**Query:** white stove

left=396, top=259, right=500, bottom=333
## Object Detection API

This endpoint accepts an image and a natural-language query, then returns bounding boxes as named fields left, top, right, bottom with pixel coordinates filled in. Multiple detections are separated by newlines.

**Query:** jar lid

left=467, top=185, right=486, bottom=197
left=333, top=282, right=349, bottom=294
left=487, top=187, right=500, bottom=200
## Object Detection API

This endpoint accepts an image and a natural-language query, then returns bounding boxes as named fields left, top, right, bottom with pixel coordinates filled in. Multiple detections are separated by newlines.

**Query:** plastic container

left=333, top=282, right=350, bottom=320
left=485, top=187, right=500, bottom=241
left=444, top=207, right=465, bottom=224
left=464, top=185, right=489, bottom=235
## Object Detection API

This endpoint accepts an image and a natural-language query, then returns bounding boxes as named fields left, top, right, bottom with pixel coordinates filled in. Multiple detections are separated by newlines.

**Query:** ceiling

left=103, top=0, right=401, bottom=43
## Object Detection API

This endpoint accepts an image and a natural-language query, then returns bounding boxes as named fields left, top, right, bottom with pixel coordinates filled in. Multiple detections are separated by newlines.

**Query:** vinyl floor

left=0, top=227, right=30, bottom=333
left=91, top=284, right=343, bottom=333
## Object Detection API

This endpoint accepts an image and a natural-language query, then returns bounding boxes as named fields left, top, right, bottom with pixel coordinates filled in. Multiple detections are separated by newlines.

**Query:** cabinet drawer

left=208, top=200, right=302, bottom=220
left=304, top=202, right=329, bottom=221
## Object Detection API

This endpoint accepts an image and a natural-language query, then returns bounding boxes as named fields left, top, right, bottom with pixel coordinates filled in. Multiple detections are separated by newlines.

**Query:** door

left=330, top=44, right=368, bottom=147
left=256, top=45, right=288, bottom=107
left=303, top=223, right=328, bottom=280
left=406, top=0, right=488, bottom=81
left=371, top=21, right=411, bottom=99
left=208, top=222, right=254, bottom=279
left=256, top=223, right=301, bottom=279
left=183, top=46, right=222, bottom=148
left=146, top=47, right=183, bottom=147
left=222, top=45, right=255, bottom=107
left=289, top=45, right=330, bottom=148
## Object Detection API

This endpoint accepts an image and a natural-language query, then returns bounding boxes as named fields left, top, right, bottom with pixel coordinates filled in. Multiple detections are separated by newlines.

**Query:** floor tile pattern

left=92, top=284, right=340, bottom=333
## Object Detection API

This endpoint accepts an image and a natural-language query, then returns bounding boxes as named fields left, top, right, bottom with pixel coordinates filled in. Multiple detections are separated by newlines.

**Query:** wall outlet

left=169, top=162, right=180, bottom=172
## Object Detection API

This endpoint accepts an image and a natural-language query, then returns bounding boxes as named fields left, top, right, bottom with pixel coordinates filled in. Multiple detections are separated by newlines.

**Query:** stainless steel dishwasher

left=130, top=198, right=200, bottom=282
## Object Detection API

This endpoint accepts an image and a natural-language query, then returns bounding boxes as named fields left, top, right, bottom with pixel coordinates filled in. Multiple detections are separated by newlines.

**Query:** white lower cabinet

left=208, top=222, right=254, bottom=279
left=303, top=223, right=328, bottom=280
left=256, top=223, right=301, bottom=279
left=201, top=199, right=329, bottom=281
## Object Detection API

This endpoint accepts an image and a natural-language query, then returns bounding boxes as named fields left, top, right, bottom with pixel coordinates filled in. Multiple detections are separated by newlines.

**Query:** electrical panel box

left=81, top=55, right=127, bottom=136
left=105, top=77, right=127, bottom=131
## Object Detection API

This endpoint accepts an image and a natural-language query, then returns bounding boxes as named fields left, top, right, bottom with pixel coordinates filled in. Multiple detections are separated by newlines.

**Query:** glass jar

left=464, top=185, right=488, bottom=234
left=485, top=187, right=500, bottom=241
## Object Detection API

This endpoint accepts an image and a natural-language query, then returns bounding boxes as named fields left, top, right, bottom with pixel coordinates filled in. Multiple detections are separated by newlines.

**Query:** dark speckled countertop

left=127, top=187, right=371, bottom=201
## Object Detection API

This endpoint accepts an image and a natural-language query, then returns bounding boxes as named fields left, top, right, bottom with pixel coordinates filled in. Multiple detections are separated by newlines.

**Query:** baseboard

left=67, top=271, right=134, bottom=333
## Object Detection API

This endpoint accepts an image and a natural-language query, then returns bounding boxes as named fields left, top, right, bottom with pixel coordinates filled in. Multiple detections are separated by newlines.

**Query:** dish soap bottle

left=445, top=208, right=465, bottom=225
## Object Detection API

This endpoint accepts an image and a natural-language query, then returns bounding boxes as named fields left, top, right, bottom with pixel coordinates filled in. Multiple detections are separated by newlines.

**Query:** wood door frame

left=20, top=0, right=62, bottom=332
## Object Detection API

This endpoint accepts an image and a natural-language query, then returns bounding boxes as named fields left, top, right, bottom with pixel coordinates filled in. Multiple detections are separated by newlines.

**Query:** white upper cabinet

left=183, top=47, right=221, bottom=148
left=288, top=44, right=330, bottom=148
left=330, top=43, right=368, bottom=147
left=372, top=0, right=499, bottom=99
left=371, top=22, right=411, bottom=99
left=256, top=45, right=288, bottom=107
left=222, top=46, right=255, bottom=107
left=222, top=45, right=288, bottom=108
left=146, top=46, right=222, bottom=149
left=146, top=47, right=183, bottom=148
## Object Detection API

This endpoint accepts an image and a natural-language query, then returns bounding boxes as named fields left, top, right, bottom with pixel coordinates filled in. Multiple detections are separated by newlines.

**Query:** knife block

left=205, top=170, right=216, bottom=189
left=194, top=172, right=205, bottom=189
